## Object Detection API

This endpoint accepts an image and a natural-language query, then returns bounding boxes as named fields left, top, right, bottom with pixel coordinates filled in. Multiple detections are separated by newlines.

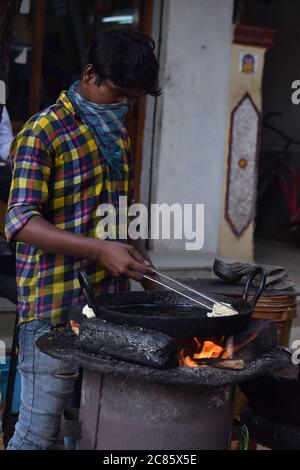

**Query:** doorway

left=7, top=0, right=153, bottom=202
left=236, top=0, right=300, bottom=251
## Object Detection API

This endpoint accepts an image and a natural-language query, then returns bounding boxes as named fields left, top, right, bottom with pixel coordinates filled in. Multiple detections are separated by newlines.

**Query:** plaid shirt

left=5, top=91, right=133, bottom=325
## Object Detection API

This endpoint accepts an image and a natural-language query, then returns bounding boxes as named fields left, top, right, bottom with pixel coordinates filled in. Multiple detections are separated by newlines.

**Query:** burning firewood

left=194, top=358, right=245, bottom=370
left=69, top=320, right=80, bottom=336
left=78, top=317, right=178, bottom=369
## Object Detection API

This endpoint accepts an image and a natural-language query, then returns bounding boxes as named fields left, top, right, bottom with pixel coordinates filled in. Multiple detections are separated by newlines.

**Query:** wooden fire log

left=78, top=317, right=178, bottom=369
left=194, top=358, right=245, bottom=370
left=209, top=359, right=245, bottom=370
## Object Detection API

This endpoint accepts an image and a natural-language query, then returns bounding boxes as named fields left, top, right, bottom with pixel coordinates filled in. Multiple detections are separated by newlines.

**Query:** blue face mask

left=67, top=81, right=129, bottom=176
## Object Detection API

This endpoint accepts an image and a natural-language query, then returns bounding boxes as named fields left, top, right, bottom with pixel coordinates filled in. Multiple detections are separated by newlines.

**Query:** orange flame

left=178, top=336, right=225, bottom=368
left=178, top=327, right=261, bottom=368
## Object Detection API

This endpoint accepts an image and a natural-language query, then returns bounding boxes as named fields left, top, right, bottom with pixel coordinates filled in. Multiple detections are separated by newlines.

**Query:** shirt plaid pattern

left=5, top=91, right=133, bottom=325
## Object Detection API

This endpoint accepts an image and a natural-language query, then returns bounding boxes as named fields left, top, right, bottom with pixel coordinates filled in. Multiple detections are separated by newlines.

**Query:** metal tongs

left=143, top=269, right=235, bottom=314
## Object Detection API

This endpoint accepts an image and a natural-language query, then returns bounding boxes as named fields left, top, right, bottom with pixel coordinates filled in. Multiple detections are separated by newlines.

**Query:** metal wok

left=70, top=267, right=266, bottom=338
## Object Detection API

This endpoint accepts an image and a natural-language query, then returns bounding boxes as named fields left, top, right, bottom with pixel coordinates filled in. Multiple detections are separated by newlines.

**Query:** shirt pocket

left=52, top=136, right=105, bottom=215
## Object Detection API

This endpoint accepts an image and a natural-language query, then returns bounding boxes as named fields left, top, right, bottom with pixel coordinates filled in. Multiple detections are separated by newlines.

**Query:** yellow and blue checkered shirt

left=5, top=91, right=133, bottom=324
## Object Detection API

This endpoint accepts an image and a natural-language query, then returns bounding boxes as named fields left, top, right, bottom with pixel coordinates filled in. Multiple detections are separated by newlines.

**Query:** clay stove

left=37, top=318, right=291, bottom=450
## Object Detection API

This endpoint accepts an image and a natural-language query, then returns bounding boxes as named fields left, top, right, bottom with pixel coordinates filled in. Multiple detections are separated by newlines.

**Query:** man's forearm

left=13, top=216, right=152, bottom=283
left=15, top=215, right=101, bottom=261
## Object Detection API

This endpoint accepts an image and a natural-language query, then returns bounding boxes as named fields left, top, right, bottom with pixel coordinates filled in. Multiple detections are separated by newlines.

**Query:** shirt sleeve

left=0, top=106, right=14, bottom=161
left=5, top=133, right=52, bottom=241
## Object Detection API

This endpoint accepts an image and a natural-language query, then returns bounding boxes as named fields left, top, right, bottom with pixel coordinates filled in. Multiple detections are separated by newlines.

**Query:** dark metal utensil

left=213, top=259, right=243, bottom=283
left=142, top=273, right=216, bottom=310
left=71, top=268, right=267, bottom=338
left=144, top=269, right=238, bottom=314
left=78, top=269, right=98, bottom=314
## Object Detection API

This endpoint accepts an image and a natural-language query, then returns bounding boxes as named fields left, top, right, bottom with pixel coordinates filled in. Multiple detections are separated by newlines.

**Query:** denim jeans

left=7, top=320, right=79, bottom=450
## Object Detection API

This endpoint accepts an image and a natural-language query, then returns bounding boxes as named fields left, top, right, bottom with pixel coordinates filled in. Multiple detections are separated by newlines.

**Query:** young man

left=5, top=27, right=160, bottom=450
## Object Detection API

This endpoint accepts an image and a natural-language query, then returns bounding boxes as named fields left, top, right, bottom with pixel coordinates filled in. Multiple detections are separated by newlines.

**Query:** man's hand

left=95, top=241, right=150, bottom=282
left=127, top=237, right=163, bottom=291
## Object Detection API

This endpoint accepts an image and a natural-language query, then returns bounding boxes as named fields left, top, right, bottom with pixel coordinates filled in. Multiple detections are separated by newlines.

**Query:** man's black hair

left=81, top=26, right=161, bottom=97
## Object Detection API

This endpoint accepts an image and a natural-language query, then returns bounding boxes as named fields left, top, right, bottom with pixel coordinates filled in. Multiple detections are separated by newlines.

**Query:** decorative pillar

left=218, top=25, right=276, bottom=261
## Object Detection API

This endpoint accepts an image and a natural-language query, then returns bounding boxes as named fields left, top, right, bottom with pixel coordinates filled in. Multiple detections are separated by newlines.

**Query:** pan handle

left=242, top=267, right=267, bottom=308
left=78, top=268, right=95, bottom=309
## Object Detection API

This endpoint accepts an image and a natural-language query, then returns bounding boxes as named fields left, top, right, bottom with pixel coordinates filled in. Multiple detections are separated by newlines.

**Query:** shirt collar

left=57, top=90, right=76, bottom=116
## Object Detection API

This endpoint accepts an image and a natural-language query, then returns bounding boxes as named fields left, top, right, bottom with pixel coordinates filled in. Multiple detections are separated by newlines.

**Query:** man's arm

left=15, top=216, right=150, bottom=282
left=5, top=133, right=150, bottom=282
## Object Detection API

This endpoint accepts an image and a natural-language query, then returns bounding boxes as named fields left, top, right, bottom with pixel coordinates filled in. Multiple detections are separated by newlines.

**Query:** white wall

left=149, top=0, right=233, bottom=254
